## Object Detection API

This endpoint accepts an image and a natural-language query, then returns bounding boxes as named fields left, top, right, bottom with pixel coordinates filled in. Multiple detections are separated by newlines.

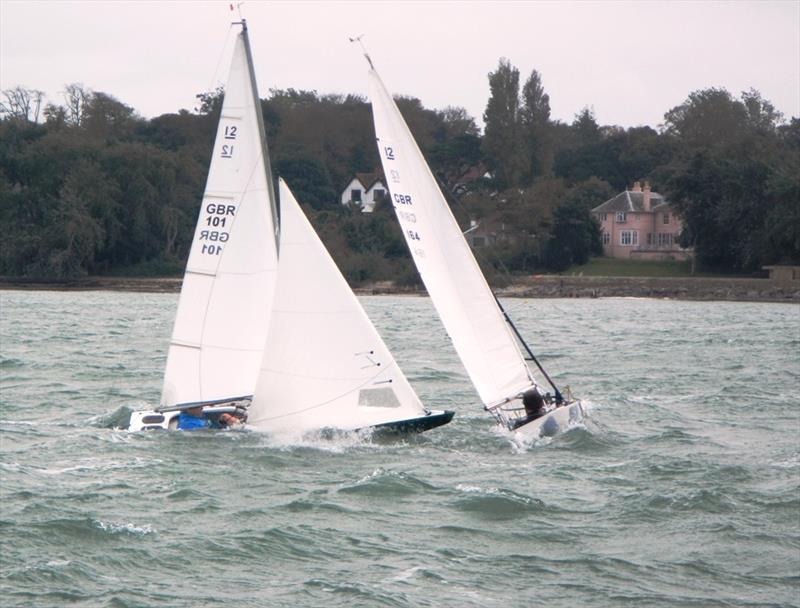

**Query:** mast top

left=230, top=2, right=246, bottom=29
left=349, top=34, right=374, bottom=70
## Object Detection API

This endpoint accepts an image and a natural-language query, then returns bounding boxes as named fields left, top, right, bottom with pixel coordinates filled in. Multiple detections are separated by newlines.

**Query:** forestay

left=247, top=180, right=427, bottom=433
left=161, top=28, right=278, bottom=408
left=368, top=68, right=535, bottom=407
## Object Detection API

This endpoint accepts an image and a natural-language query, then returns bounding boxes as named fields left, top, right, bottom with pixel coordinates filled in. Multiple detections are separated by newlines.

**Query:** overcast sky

left=2, top=0, right=798, bottom=130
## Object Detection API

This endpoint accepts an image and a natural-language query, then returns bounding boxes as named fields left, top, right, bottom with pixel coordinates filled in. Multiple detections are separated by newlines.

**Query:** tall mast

left=238, top=19, right=279, bottom=244
left=349, top=35, right=375, bottom=70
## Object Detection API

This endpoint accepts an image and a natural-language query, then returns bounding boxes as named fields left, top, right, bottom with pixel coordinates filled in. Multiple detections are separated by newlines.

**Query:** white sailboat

left=363, top=53, right=584, bottom=438
left=129, top=20, right=276, bottom=432
left=129, top=22, right=453, bottom=435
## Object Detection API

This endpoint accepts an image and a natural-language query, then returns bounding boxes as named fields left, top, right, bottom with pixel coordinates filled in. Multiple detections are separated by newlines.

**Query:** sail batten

left=169, top=341, right=202, bottom=350
left=367, top=68, right=535, bottom=407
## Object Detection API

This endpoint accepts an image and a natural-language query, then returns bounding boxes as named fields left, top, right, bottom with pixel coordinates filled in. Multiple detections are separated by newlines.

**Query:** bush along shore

left=1, top=275, right=798, bottom=303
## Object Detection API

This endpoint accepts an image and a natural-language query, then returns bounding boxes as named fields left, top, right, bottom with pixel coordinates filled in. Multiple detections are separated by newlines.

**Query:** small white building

left=340, top=172, right=387, bottom=213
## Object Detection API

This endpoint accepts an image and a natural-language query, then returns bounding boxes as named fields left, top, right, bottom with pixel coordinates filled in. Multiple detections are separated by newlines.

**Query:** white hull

left=128, top=410, right=180, bottom=431
left=512, top=401, right=586, bottom=438
left=128, top=403, right=247, bottom=431
left=127, top=406, right=453, bottom=434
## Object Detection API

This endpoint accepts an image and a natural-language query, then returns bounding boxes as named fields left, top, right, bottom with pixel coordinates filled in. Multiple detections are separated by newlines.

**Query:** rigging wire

left=203, top=24, right=237, bottom=106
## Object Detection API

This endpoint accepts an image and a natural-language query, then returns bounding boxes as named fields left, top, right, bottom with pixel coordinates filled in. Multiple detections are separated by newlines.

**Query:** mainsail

left=367, top=67, right=536, bottom=408
left=247, top=180, right=428, bottom=433
left=161, top=25, right=278, bottom=408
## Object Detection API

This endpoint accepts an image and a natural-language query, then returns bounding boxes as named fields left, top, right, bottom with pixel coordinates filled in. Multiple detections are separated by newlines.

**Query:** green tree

left=275, top=152, right=337, bottom=210
left=659, top=87, right=794, bottom=271
left=482, top=58, right=526, bottom=189
left=82, top=92, right=140, bottom=141
left=662, top=88, right=748, bottom=148
left=519, top=69, right=552, bottom=181
left=428, top=106, right=481, bottom=189
left=195, top=86, right=224, bottom=116
left=759, top=149, right=800, bottom=264
left=553, top=108, right=609, bottom=184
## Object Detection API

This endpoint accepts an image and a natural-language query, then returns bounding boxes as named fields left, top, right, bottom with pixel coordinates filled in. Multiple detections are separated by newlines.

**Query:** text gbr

left=199, top=124, right=239, bottom=256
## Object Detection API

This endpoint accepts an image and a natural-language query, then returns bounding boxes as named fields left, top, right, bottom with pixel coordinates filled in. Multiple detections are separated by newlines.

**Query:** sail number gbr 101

left=198, top=202, right=236, bottom=255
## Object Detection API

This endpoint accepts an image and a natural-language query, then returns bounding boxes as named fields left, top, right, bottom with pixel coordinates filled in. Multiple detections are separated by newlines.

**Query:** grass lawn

left=564, top=257, right=722, bottom=277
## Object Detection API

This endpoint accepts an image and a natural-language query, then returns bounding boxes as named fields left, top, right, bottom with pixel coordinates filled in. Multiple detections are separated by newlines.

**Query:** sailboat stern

left=486, top=387, right=585, bottom=438
left=128, top=409, right=181, bottom=431
left=511, top=400, right=585, bottom=438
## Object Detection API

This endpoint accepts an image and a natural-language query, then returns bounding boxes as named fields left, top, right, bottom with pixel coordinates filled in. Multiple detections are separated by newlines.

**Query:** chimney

left=632, top=181, right=642, bottom=192
left=643, top=181, right=652, bottom=211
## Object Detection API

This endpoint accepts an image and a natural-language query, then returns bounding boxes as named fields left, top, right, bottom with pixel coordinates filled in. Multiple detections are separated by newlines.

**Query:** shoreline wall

left=490, top=276, right=800, bottom=303
left=1, top=275, right=798, bottom=303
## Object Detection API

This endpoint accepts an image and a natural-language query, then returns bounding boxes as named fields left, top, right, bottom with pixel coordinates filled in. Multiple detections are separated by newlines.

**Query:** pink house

left=591, top=181, right=692, bottom=261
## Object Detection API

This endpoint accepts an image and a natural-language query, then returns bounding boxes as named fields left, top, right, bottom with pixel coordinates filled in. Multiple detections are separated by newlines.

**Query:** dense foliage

left=0, top=66, right=797, bottom=282
left=657, top=89, right=799, bottom=272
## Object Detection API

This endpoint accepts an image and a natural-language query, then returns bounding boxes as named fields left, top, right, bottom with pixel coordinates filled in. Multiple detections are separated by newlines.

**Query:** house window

left=602, top=232, right=610, bottom=245
left=647, top=233, right=653, bottom=245
left=351, top=189, right=362, bottom=202
left=662, top=212, right=670, bottom=224
left=620, top=230, right=638, bottom=246
left=658, top=233, right=673, bottom=246
left=372, top=189, right=385, bottom=201
left=601, top=213, right=608, bottom=221
left=616, top=212, right=626, bottom=223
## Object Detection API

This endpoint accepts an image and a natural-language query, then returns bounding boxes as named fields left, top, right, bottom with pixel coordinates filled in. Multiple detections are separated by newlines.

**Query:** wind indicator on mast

left=230, top=2, right=246, bottom=27
left=349, top=34, right=375, bottom=70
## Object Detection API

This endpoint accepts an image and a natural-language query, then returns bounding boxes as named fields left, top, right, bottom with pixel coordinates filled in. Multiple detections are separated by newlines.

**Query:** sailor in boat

left=507, top=388, right=552, bottom=430
left=523, top=389, right=548, bottom=420
left=177, top=406, right=242, bottom=431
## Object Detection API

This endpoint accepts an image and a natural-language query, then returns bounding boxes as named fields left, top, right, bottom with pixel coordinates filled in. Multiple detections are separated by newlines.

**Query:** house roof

left=591, top=190, right=669, bottom=213
left=353, top=171, right=385, bottom=191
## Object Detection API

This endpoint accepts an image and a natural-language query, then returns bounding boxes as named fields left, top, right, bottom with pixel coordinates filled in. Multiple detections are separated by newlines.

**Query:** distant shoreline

left=1, top=275, right=798, bottom=303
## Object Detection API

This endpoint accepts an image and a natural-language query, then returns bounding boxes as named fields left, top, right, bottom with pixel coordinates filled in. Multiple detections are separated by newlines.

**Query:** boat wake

left=249, top=426, right=384, bottom=453
left=91, top=405, right=136, bottom=429
left=505, top=416, right=593, bottom=454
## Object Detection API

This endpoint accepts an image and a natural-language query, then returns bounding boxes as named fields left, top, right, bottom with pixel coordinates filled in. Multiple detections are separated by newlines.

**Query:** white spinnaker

left=161, top=31, right=278, bottom=407
left=248, top=180, right=427, bottom=433
left=368, top=68, right=534, bottom=407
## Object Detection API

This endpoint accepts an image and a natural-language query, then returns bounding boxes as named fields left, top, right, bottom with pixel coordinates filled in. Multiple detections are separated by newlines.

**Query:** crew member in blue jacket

left=177, top=406, right=211, bottom=430
left=177, top=406, right=240, bottom=430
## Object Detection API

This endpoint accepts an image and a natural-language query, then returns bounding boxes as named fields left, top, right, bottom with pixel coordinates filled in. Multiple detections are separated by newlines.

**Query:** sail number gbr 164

left=198, top=202, right=235, bottom=255
left=392, top=193, right=421, bottom=241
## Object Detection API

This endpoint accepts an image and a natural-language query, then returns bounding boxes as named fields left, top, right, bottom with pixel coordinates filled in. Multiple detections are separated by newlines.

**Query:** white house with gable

left=340, top=172, right=387, bottom=213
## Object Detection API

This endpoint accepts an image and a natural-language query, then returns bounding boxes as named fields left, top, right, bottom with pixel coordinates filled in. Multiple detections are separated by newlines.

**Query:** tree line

left=1, top=60, right=797, bottom=283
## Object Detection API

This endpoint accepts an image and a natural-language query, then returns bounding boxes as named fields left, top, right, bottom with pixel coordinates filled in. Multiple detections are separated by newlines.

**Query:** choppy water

left=1, top=290, right=798, bottom=608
